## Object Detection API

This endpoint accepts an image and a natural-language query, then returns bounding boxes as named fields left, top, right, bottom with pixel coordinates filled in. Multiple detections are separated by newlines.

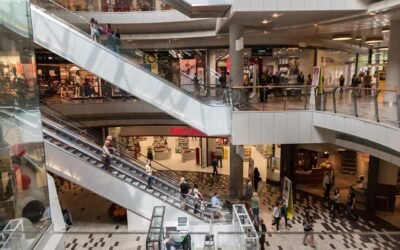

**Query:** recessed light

left=262, top=19, right=269, bottom=24
left=365, top=36, right=383, bottom=43
left=382, top=27, right=390, bottom=33
left=354, top=36, right=362, bottom=41
left=263, top=30, right=269, bottom=35
left=332, top=34, right=352, bottom=41
left=272, top=12, right=281, bottom=18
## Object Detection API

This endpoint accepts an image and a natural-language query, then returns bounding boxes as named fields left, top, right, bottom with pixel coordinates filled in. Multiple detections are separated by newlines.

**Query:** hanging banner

left=283, top=177, right=294, bottom=219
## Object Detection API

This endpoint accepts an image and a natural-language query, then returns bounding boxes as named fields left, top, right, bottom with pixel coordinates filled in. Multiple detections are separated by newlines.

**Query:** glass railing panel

left=232, top=85, right=400, bottom=130
left=32, top=0, right=225, bottom=106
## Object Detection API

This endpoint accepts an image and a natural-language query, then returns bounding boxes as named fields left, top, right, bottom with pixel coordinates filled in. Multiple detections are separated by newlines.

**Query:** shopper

left=364, top=71, right=372, bottom=96
left=102, top=139, right=113, bottom=171
left=192, top=183, right=204, bottom=214
left=179, top=177, right=190, bottom=209
left=330, top=188, right=340, bottom=216
left=339, top=74, right=345, bottom=93
left=272, top=202, right=281, bottom=232
left=114, top=28, right=121, bottom=54
left=105, top=23, right=115, bottom=51
left=298, top=71, right=305, bottom=85
left=145, top=160, right=153, bottom=189
left=211, top=192, right=223, bottom=218
left=280, top=196, right=288, bottom=229
left=244, top=179, right=252, bottom=200
left=215, top=147, right=223, bottom=168
left=346, top=185, right=356, bottom=219
left=90, top=18, right=99, bottom=42
left=212, top=157, right=218, bottom=177
left=323, top=170, right=332, bottom=200
left=303, top=211, right=315, bottom=248
left=258, top=218, right=267, bottom=250
left=251, top=192, right=260, bottom=223
left=253, top=167, right=260, bottom=192
left=193, top=72, right=200, bottom=96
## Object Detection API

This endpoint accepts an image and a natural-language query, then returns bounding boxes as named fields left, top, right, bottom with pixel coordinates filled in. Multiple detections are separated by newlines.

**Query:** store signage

left=251, top=48, right=273, bottom=57
left=169, top=127, right=206, bottom=136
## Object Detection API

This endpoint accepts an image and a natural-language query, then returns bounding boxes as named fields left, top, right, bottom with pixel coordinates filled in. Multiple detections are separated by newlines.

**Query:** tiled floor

left=55, top=169, right=400, bottom=250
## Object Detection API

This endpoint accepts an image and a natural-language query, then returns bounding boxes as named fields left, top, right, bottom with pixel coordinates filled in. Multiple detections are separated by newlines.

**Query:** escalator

left=42, top=117, right=205, bottom=222
left=30, top=1, right=231, bottom=136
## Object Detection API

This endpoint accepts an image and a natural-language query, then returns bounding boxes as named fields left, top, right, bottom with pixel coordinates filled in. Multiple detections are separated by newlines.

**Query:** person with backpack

left=303, top=210, right=315, bottom=248
left=272, top=201, right=281, bottom=232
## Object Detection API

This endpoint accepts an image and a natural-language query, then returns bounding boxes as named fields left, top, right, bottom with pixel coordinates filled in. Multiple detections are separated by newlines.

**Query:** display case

left=146, top=206, right=165, bottom=250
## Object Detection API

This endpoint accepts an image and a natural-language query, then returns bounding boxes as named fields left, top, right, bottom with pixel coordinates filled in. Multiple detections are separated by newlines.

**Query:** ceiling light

left=263, top=30, right=269, bottom=35
left=365, top=36, right=383, bottom=44
left=262, top=19, right=269, bottom=24
left=369, top=12, right=376, bottom=16
left=354, top=36, right=362, bottom=41
left=382, top=27, right=390, bottom=33
left=332, top=34, right=352, bottom=41
left=272, top=12, right=281, bottom=18
left=377, top=47, right=388, bottom=51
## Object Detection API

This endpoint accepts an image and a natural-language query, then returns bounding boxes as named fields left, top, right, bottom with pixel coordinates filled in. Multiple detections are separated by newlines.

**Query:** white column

left=384, top=19, right=400, bottom=102
left=229, top=24, right=244, bottom=86
left=207, top=49, right=216, bottom=86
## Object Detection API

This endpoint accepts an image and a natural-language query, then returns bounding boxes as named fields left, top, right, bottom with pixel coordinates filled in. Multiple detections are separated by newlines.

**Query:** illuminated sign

left=169, top=127, right=206, bottom=136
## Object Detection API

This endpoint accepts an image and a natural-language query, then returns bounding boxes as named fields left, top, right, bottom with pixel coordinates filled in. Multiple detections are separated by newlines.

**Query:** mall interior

left=1, top=0, right=400, bottom=249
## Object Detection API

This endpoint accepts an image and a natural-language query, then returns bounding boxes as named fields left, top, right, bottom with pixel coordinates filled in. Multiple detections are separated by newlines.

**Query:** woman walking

left=303, top=211, right=315, bottom=248
left=251, top=192, right=260, bottom=223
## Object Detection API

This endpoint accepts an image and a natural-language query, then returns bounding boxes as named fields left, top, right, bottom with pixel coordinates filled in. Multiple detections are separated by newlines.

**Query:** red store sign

left=169, top=127, right=206, bottom=137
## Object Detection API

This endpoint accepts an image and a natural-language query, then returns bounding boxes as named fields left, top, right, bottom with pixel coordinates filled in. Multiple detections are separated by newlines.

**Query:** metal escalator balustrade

left=30, top=0, right=231, bottom=136
left=42, top=125, right=206, bottom=220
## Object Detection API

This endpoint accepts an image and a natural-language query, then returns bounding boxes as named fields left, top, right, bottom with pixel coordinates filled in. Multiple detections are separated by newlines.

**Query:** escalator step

left=139, top=185, right=146, bottom=189
left=133, top=181, right=139, bottom=186
left=96, top=163, right=103, bottom=168
left=111, top=171, right=118, bottom=175
left=117, top=174, right=125, bottom=179
left=125, top=177, right=132, bottom=183
left=154, top=192, right=160, bottom=196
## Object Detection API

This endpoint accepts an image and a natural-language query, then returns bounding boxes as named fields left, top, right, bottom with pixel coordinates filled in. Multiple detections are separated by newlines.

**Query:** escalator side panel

left=31, top=5, right=231, bottom=136
left=44, top=141, right=200, bottom=222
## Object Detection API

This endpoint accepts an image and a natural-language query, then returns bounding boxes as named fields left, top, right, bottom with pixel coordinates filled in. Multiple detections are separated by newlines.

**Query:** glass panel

left=0, top=0, right=51, bottom=248
left=31, top=0, right=226, bottom=106
left=53, top=0, right=174, bottom=12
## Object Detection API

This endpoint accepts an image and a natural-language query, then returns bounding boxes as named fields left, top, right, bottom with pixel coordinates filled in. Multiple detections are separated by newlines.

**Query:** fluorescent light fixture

left=354, top=36, right=362, bottom=41
left=365, top=36, right=383, bottom=44
left=332, top=34, right=352, bottom=41
left=382, top=27, right=390, bottom=33
left=262, top=19, right=269, bottom=24
left=369, top=12, right=376, bottom=16
left=377, top=47, right=388, bottom=51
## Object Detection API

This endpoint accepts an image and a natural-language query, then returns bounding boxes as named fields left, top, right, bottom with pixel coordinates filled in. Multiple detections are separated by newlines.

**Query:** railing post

left=352, top=89, right=359, bottom=117
left=374, top=90, right=380, bottom=123
left=304, top=86, right=308, bottom=110
left=333, top=87, right=337, bottom=113
left=397, top=94, right=400, bottom=128
left=283, top=87, right=287, bottom=110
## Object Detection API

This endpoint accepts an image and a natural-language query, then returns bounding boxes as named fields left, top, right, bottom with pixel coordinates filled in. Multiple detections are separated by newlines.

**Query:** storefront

left=36, top=51, right=126, bottom=100
left=57, top=0, right=172, bottom=12
left=143, top=49, right=207, bottom=88
left=107, top=126, right=230, bottom=170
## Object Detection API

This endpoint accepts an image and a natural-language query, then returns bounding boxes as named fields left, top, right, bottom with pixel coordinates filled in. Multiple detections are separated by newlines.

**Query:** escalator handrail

left=41, top=118, right=186, bottom=196
left=40, top=98, right=197, bottom=186
left=43, top=131, right=201, bottom=215
left=31, top=1, right=228, bottom=107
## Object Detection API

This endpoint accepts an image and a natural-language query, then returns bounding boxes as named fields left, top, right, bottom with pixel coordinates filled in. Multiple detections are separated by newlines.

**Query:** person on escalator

left=90, top=18, right=99, bottom=43
left=102, top=139, right=113, bottom=171
left=179, top=177, right=190, bottom=210
left=105, top=24, right=115, bottom=51
left=145, top=160, right=154, bottom=189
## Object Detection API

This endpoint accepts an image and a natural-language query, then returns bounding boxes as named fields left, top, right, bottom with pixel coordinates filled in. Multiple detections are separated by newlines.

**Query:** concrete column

left=229, top=24, right=244, bottom=86
left=208, top=49, right=216, bottom=86
left=280, top=144, right=297, bottom=189
left=229, top=145, right=243, bottom=198
left=365, top=156, right=379, bottom=216
left=385, top=19, right=400, bottom=102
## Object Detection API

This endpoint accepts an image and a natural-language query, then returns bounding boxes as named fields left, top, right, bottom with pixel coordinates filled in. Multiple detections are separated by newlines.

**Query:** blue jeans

left=252, top=208, right=259, bottom=222
left=147, top=176, right=153, bottom=187
left=166, top=241, right=181, bottom=250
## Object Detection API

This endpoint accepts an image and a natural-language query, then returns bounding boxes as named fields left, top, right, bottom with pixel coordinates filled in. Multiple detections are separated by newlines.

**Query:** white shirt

left=273, top=206, right=281, bottom=218
left=193, top=188, right=202, bottom=200
left=145, top=164, right=152, bottom=176
left=211, top=196, right=222, bottom=208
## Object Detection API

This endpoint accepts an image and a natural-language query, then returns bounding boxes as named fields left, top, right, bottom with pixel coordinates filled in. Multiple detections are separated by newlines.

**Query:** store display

left=175, top=137, right=189, bottom=153
left=153, top=137, right=171, bottom=160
